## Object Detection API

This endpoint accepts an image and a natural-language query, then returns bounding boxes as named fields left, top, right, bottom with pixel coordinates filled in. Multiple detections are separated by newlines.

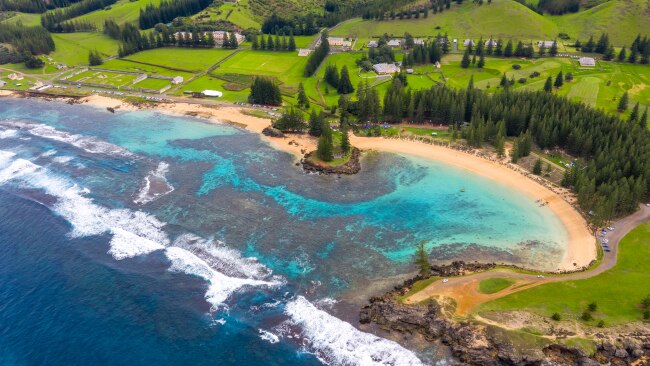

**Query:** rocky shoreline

left=301, top=147, right=361, bottom=175
left=359, top=261, right=650, bottom=365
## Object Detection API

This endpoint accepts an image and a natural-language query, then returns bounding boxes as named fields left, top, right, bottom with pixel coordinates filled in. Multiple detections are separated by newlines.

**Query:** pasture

left=72, top=0, right=164, bottom=27
left=479, top=223, right=650, bottom=325
left=124, top=48, right=237, bottom=72
left=215, top=50, right=307, bottom=87
left=50, top=33, right=120, bottom=66
left=132, top=77, right=171, bottom=90
left=100, top=59, right=195, bottom=80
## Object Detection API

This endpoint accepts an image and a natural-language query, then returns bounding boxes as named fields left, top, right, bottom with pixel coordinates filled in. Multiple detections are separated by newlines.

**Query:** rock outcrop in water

left=360, top=261, right=650, bottom=366
left=302, top=148, right=361, bottom=175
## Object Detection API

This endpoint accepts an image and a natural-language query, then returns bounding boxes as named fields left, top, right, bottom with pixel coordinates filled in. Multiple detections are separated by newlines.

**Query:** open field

left=124, top=48, right=237, bottom=72
left=100, top=59, right=195, bottom=79
left=193, top=0, right=261, bottom=30
left=175, top=75, right=250, bottom=103
left=331, top=0, right=648, bottom=46
left=72, top=0, right=164, bottom=27
left=50, top=33, right=120, bottom=66
left=437, top=55, right=650, bottom=117
left=2, top=12, right=41, bottom=26
left=132, top=77, right=170, bottom=90
left=479, top=223, right=650, bottom=325
left=215, top=50, right=307, bottom=87
left=479, top=278, right=516, bottom=294
left=68, top=69, right=138, bottom=87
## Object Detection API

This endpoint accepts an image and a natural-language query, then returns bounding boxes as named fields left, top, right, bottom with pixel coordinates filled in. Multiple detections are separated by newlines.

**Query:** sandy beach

left=2, top=92, right=596, bottom=271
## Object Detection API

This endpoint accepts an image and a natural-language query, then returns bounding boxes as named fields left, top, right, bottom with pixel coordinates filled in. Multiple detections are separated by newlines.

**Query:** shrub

left=588, top=302, right=598, bottom=312
left=529, top=71, right=540, bottom=78
left=518, top=78, right=527, bottom=84
left=644, top=309, right=650, bottom=320
left=551, top=312, right=561, bottom=321
left=581, top=311, right=593, bottom=321
left=558, top=32, right=570, bottom=40
left=597, top=320, right=605, bottom=327
left=512, top=64, right=521, bottom=70
left=565, top=72, right=574, bottom=82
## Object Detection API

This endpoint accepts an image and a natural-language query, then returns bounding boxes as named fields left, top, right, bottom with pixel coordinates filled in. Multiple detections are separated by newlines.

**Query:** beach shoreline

left=1, top=91, right=596, bottom=271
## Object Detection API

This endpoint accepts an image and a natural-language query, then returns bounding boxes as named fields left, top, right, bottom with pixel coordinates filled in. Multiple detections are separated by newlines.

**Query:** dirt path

left=405, top=204, right=650, bottom=315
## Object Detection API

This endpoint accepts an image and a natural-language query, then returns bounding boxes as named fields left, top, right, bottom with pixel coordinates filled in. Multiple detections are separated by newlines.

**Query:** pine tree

left=297, top=82, right=309, bottom=109
left=533, top=158, right=542, bottom=175
left=252, top=34, right=259, bottom=50
left=554, top=71, right=563, bottom=88
left=324, top=64, right=339, bottom=88
left=504, top=40, right=513, bottom=57
left=88, top=49, right=102, bottom=66
left=414, top=241, right=430, bottom=276
left=544, top=76, right=552, bottom=92
left=288, top=33, right=296, bottom=51
left=477, top=52, right=485, bottom=68
left=639, top=107, right=648, bottom=129
left=460, top=48, right=470, bottom=68
left=549, top=40, right=558, bottom=56
left=629, top=102, right=640, bottom=122
left=260, top=35, right=266, bottom=50
left=340, top=125, right=351, bottom=154
left=267, top=34, right=274, bottom=50
left=617, top=91, right=629, bottom=111
left=316, top=120, right=333, bottom=161
left=308, top=109, right=323, bottom=136
left=337, top=65, right=354, bottom=94
left=603, top=46, right=615, bottom=61
left=617, top=47, right=626, bottom=62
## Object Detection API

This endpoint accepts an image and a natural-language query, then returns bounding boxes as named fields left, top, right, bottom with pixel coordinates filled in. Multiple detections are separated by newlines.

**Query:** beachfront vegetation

left=480, top=223, right=650, bottom=325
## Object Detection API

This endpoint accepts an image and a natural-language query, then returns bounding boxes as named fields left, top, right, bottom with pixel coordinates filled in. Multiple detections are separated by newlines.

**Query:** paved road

left=406, top=204, right=650, bottom=314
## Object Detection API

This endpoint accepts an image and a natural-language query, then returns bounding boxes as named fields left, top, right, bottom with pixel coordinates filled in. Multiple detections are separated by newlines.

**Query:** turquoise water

left=0, top=98, right=568, bottom=365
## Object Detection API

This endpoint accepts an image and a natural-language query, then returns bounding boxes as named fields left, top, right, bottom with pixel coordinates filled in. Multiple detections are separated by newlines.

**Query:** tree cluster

left=323, top=64, right=354, bottom=94
left=261, top=13, right=320, bottom=36
left=0, top=0, right=81, bottom=13
left=252, top=33, right=296, bottom=52
left=304, top=30, right=329, bottom=77
left=88, top=49, right=102, bottom=65
left=274, top=108, right=306, bottom=131
left=248, top=77, right=282, bottom=106
left=0, top=23, right=55, bottom=55
left=139, top=0, right=213, bottom=29
left=40, top=0, right=116, bottom=31
left=537, top=0, right=579, bottom=15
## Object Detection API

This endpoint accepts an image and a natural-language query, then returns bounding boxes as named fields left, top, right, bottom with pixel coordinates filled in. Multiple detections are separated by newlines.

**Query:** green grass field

left=68, top=69, right=138, bottom=87
left=124, top=48, right=237, bottom=72
left=479, top=223, right=650, bottom=325
left=2, top=12, right=41, bottom=26
left=100, top=59, right=195, bottom=79
left=176, top=75, right=250, bottom=103
left=331, top=0, right=648, bottom=46
left=50, top=33, right=120, bottom=66
left=132, top=77, right=170, bottom=90
left=479, top=278, right=516, bottom=294
left=72, top=0, right=164, bottom=27
left=216, top=50, right=307, bottom=87
left=194, top=0, right=262, bottom=30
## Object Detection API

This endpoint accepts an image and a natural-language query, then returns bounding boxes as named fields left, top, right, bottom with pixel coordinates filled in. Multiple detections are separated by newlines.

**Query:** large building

left=537, top=40, right=555, bottom=49
left=373, top=63, right=400, bottom=74
left=328, top=37, right=353, bottom=47
left=579, top=57, right=596, bottom=67
left=387, top=39, right=401, bottom=47
left=463, top=39, right=475, bottom=47
left=485, top=39, right=497, bottom=47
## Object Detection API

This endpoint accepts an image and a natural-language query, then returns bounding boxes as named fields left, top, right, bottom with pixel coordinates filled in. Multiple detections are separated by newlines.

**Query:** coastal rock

left=261, top=126, right=285, bottom=138
left=301, top=148, right=361, bottom=175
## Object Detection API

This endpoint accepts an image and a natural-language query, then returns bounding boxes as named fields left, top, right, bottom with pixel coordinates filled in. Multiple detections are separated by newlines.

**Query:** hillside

left=331, top=0, right=649, bottom=45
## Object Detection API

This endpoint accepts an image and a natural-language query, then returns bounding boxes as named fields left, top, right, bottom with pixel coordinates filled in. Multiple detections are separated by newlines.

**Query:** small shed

left=367, top=41, right=378, bottom=48
left=202, top=90, right=223, bottom=97
left=387, top=39, right=401, bottom=47
left=579, top=57, right=596, bottom=67
left=171, top=76, right=184, bottom=85
left=463, top=39, right=475, bottom=47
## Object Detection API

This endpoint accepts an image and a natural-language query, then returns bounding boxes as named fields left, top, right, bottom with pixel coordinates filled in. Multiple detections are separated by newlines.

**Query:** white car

left=442, top=279, right=449, bottom=283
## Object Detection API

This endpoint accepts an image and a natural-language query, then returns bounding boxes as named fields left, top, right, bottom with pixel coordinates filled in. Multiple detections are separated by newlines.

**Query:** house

left=202, top=90, right=223, bottom=97
left=414, top=39, right=425, bottom=46
left=537, top=40, right=555, bottom=49
left=387, top=39, right=401, bottom=47
left=367, top=40, right=378, bottom=48
left=579, top=57, right=596, bottom=67
left=485, top=39, right=497, bottom=47
left=406, top=68, right=414, bottom=74
left=298, top=48, right=312, bottom=56
left=463, top=39, right=475, bottom=47
left=173, top=31, right=245, bottom=45
left=372, top=63, right=400, bottom=74
left=328, top=37, right=352, bottom=47
left=171, top=76, right=184, bottom=85
left=8, top=73, right=23, bottom=81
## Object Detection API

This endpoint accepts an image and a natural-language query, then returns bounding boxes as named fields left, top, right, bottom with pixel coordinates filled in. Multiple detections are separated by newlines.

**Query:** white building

left=297, top=48, right=313, bottom=56
left=537, top=40, right=555, bottom=49
left=463, top=39, right=475, bottom=47
left=367, top=40, right=378, bottom=48
left=8, top=73, right=23, bottom=81
left=414, top=39, right=425, bottom=45
left=485, top=39, right=497, bottom=47
left=372, top=63, right=400, bottom=74
left=202, top=90, right=223, bottom=97
left=387, top=39, right=401, bottom=47
left=171, top=76, right=184, bottom=85
left=328, top=37, right=352, bottom=47
left=579, top=57, right=596, bottom=67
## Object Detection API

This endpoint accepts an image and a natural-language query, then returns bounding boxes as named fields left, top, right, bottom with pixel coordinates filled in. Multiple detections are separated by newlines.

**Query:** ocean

left=0, top=98, right=567, bottom=365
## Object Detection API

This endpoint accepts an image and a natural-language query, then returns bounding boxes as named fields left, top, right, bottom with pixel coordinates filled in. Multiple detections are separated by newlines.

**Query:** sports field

left=68, top=70, right=138, bottom=87
left=50, top=33, right=120, bottom=66
left=124, top=48, right=238, bottom=72
left=132, top=77, right=171, bottom=90
left=215, top=50, right=308, bottom=87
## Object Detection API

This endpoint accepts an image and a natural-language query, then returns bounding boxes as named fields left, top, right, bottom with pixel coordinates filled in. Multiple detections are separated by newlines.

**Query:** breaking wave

left=285, top=296, right=425, bottom=366
left=133, top=162, right=174, bottom=205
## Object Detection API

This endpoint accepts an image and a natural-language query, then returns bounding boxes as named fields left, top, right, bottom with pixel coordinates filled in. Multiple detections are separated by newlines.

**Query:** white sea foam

left=258, top=329, right=280, bottom=344
left=52, top=156, right=73, bottom=165
left=165, top=246, right=280, bottom=308
left=108, top=227, right=166, bottom=260
left=0, top=120, right=134, bottom=158
left=0, top=129, right=18, bottom=139
left=134, top=162, right=174, bottom=205
left=40, top=149, right=57, bottom=158
left=285, top=296, right=425, bottom=366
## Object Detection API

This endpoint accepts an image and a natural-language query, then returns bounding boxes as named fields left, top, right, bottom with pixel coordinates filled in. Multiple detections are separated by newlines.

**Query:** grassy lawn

left=68, top=69, right=138, bottom=87
left=216, top=50, right=307, bottom=87
left=132, top=77, right=170, bottom=90
left=50, top=33, right=120, bottom=66
left=124, top=48, right=237, bottom=72
left=1, top=12, right=41, bottom=26
left=194, top=0, right=261, bottom=29
left=100, top=59, right=195, bottom=79
left=479, top=278, right=516, bottom=294
left=72, top=0, right=164, bottom=27
left=176, top=75, right=250, bottom=103
left=331, top=0, right=646, bottom=46
left=479, top=223, right=650, bottom=325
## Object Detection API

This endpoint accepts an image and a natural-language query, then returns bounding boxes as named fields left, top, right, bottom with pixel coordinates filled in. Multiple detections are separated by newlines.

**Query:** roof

left=463, top=39, right=475, bottom=46
left=297, top=48, right=312, bottom=56
left=485, top=39, right=497, bottom=46
left=387, top=40, right=401, bottom=47
left=367, top=41, right=378, bottom=47
left=372, top=63, right=400, bottom=74
left=537, top=40, right=555, bottom=48
left=202, top=90, right=223, bottom=97
left=579, top=57, right=596, bottom=66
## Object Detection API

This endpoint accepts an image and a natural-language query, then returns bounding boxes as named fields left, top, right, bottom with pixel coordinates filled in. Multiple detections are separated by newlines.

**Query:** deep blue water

left=0, top=98, right=568, bottom=365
